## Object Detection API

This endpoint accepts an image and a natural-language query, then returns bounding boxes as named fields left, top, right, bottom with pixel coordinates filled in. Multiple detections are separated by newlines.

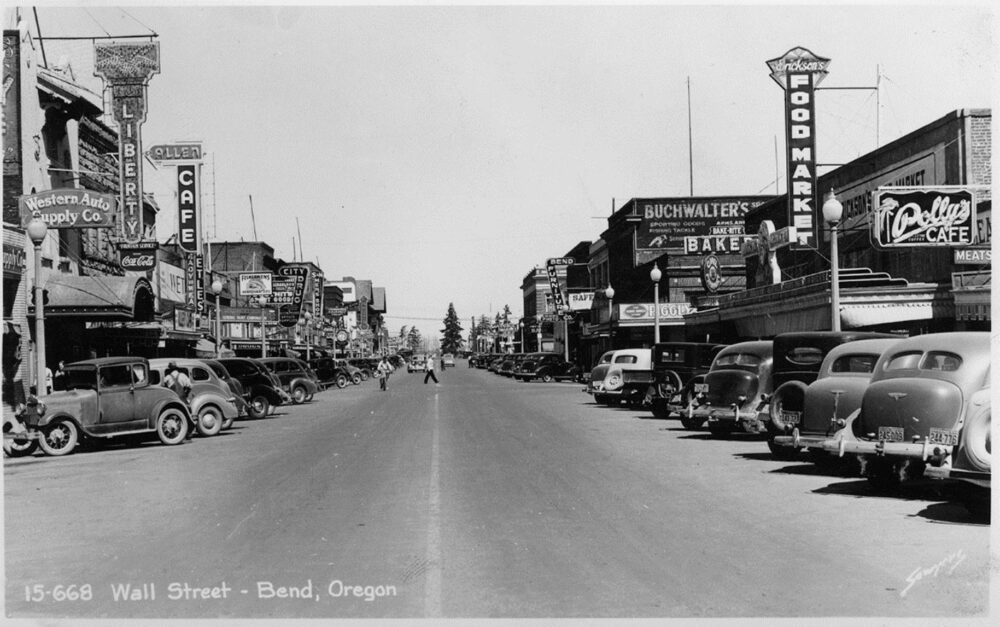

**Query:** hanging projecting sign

left=184, top=253, right=204, bottom=313
left=871, top=188, right=976, bottom=248
left=147, top=143, right=203, bottom=162
left=18, top=189, right=117, bottom=228
left=119, top=240, right=158, bottom=272
left=568, top=292, right=594, bottom=311
left=239, top=272, right=273, bottom=296
left=176, top=164, right=200, bottom=253
left=767, top=47, right=830, bottom=250
left=94, top=41, right=160, bottom=245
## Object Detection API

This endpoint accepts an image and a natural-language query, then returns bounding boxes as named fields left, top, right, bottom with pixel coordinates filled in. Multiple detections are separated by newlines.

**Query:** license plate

left=928, top=428, right=959, bottom=446
left=780, top=410, right=801, bottom=425
left=878, top=426, right=904, bottom=442
left=694, top=383, right=709, bottom=394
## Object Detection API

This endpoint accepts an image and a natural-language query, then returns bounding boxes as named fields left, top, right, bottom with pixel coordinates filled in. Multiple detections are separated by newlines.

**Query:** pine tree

left=440, top=303, right=464, bottom=354
left=406, top=327, right=422, bottom=352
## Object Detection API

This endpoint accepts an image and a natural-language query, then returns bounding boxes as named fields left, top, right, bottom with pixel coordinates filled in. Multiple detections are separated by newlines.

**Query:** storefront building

left=686, top=108, right=991, bottom=340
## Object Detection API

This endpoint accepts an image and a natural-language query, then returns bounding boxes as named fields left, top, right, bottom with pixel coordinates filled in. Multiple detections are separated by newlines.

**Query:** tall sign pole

left=767, top=47, right=830, bottom=250
left=94, top=41, right=160, bottom=249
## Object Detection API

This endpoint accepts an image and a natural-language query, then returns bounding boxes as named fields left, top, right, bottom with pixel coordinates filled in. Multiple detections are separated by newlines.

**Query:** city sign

left=18, top=189, right=117, bottom=228
left=176, top=164, right=200, bottom=253
left=277, top=264, right=309, bottom=315
left=871, top=188, right=976, bottom=248
left=147, top=143, right=203, bottom=162
left=767, top=47, right=831, bottom=250
left=94, top=41, right=160, bottom=245
left=238, top=272, right=273, bottom=296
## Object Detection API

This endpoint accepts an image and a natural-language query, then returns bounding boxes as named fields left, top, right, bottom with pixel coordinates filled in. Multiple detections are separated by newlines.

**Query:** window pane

left=920, top=352, right=962, bottom=372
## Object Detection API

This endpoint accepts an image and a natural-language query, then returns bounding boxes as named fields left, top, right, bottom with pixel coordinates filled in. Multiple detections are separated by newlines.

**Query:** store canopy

left=31, top=275, right=155, bottom=321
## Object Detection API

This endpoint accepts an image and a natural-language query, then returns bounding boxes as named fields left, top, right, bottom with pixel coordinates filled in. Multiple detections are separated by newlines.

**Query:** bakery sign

left=871, top=188, right=976, bottom=248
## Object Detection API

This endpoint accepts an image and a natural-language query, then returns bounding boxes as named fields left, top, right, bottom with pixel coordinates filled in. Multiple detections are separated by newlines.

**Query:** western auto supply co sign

left=767, top=47, right=831, bottom=250
left=871, top=188, right=976, bottom=247
left=18, top=189, right=117, bottom=228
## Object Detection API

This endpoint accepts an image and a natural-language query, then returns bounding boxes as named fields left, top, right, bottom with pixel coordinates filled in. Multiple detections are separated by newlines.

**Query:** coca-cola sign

left=871, top=188, right=976, bottom=248
left=120, top=241, right=158, bottom=272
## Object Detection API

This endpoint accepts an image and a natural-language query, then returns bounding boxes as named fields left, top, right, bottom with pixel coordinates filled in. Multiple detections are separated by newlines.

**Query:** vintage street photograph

left=2, top=1, right=995, bottom=622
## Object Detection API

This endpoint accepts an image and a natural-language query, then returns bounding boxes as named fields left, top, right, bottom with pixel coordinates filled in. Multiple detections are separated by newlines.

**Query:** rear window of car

left=598, top=352, right=613, bottom=364
left=920, top=351, right=962, bottom=372
left=658, top=348, right=686, bottom=364
left=785, top=347, right=824, bottom=365
left=614, top=355, right=639, bottom=364
left=715, top=353, right=762, bottom=368
left=830, top=353, right=879, bottom=374
left=885, top=351, right=922, bottom=371
left=149, top=370, right=162, bottom=385
left=192, top=367, right=211, bottom=382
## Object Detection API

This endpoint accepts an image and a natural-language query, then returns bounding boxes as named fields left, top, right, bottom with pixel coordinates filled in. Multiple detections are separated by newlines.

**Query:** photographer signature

left=900, top=549, right=967, bottom=598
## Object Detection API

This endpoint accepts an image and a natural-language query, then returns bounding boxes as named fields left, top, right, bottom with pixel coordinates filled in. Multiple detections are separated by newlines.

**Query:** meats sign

left=871, top=188, right=976, bottom=247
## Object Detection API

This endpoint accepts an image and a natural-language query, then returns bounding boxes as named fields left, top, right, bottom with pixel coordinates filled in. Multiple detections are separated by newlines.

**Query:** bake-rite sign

left=94, top=41, right=160, bottom=246
left=18, top=189, right=117, bottom=228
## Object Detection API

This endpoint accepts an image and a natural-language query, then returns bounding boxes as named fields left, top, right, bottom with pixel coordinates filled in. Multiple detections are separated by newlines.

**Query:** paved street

left=4, top=361, right=990, bottom=619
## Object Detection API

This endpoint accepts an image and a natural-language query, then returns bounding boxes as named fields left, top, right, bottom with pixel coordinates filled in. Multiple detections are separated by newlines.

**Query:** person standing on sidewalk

left=424, top=353, right=439, bottom=385
left=377, top=356, right=393, bottom=391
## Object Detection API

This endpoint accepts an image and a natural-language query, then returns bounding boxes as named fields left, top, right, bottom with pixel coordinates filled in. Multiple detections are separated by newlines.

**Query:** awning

left=31, top=275, right=155, bottom=320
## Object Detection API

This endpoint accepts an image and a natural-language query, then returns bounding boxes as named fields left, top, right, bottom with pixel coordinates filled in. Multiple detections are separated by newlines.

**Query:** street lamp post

left=650, top=263, right=662, bottom=344
left=519, top=321, right=524, bottom=353
left=604, top=285, right=615, bottom=350
left=26, top=216, right=48, bottom=397
left=257, top=295, right=268, bottom=357
left=822, top=189, right=844, bottom=332
left=299, top=310, right=313, bottom=361
left=211, top=280, right=223, bottom=357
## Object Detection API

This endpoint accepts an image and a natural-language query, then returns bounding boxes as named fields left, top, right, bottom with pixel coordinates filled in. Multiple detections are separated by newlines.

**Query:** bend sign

left=19, top=189, right=117, bottom=228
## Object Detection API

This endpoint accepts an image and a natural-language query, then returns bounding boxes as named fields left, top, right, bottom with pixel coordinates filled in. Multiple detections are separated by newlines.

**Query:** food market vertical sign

left=94, top=41, right=160, bottom=245
left=767, top=47, right=830, bottom=249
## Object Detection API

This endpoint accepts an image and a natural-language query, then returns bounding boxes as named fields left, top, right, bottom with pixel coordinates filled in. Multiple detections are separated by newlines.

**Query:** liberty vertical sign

left=767, top=47, right=830, bottom=249
left=94, top=41, right=160, bottom=246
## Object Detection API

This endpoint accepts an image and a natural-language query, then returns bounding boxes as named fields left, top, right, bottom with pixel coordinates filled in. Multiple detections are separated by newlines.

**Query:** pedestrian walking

left=163, top=362, right=193, bottom=405
left=424, top=354, right=439, bottom=385
left=376, top=356, right=393, bottom=391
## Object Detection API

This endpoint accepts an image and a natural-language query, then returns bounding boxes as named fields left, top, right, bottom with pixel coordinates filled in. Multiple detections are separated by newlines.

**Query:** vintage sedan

left=308, top=356, right=351, bottom=389
left=820, top=332, right=991, bottom=490
left=685, top=341, right=773, bottom=434
left=924, top=385, right=991, bottom=516
left=218, top=358, right=289, bottom=418
left=201, top=358, right=252, bottom=418
left=516, top=353, right=581, bottom=382
left=587, top=349, right=653, bottom=406
left=407, top=355, right=426, bottom=373
left=646, top=342, right=726, bottom=419
left=259, top=357, right=320, bottom=404
left=149, top=358, right=240, bottom=436
left=767, top=338, right=901, bottom=460
left=16, top=357, right=192, bottom=456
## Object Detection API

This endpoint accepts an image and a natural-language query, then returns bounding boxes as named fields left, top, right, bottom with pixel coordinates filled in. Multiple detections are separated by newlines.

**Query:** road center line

left=425, top=391, right=443, bottom=617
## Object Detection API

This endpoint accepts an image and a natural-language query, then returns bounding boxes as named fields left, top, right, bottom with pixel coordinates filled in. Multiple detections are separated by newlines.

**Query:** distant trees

left=406, top=327, right=422, bottom=352
left=440, top=303, right=464, bottom=355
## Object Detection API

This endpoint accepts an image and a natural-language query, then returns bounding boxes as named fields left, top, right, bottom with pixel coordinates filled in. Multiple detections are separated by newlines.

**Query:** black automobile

left=217, top=358, right=289, bottom=419
left=515, top=353, right=581, bottom=382
left=347, top=358, right=374, bottom=381
left=646, top=342, right=726, bottom=419
left=259, top=357, right=320, bottom=404
left=308, top=356, right=351, bottom=389
left=201, top=358, right=252, bottom=419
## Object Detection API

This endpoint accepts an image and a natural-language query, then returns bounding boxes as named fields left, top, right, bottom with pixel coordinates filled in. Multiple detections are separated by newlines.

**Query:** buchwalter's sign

left=18, top=189, right=117, bottom=228
left=94, top=41, right=160, bottom=245
left=633, top=196, right=771, bottom=263
left=871, top=188, right=976, bottom=248
left=120, top=240, right=158, bottom=272
left=767, top=47, right=831, bottom=250
left=238, top=272, right=272, bottom=296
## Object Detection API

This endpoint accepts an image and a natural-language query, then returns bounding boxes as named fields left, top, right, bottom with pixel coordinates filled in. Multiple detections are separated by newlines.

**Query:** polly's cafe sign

left=871, top=188, right=976, bottom=247
left=18, top=189, right=117, bottom=228
left=94, top=41, right=160, bottom=246
left=767, top=47, right=831, bottom=250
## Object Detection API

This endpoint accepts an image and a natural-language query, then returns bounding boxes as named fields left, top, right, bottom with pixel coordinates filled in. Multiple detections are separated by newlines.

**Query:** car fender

left=192, top=391, right=239, bottom=419
left=151, top=398, right=193, bottom=424
left=290, top=377, right=319, bottom=394
left=251, top=384, right=285, bottom=405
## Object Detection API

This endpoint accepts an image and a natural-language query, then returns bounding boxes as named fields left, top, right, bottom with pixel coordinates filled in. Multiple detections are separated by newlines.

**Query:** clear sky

left=9, top=2, right=995, bottom=341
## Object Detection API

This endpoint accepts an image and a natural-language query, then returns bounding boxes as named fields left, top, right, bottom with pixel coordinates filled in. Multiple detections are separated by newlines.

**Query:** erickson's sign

left=767, top=47, right=830, bottom=250
left=871, top=188, right=976, bottom=247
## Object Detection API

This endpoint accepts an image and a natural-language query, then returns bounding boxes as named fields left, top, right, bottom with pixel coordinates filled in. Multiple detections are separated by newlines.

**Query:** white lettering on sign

left=684, top=235, right=750, bottom=254
left=872, top=190, right=976, bottom=247
left=785, top=70, right=817, bottom=248
left=177, top=164, right=199, bottom=253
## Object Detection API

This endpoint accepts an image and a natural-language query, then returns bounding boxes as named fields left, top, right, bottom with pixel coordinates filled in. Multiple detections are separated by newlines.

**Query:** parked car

left=336, top=359, right=365, bottom=384
left=498, top=354, right=526, bottom=377
left=487, top=355, right=507, bottom=373
left=646, top=342, right=726, bottom=419
left=259, top=357, right=321, bottom=404
left=148, top=358, right=240, bottom=436
left=308, top=356, right=351, bottom=389
left=408, top=354, right=427, bottom=373
left=685, top=340, right=773, bottom=434
left=925, top=385, right=991, bottom=517
left=767, top=338, right=901, bottom=460
left=587, top=349, right=653, bottom=406
left=15, top=357, right=193, bottom=456
left=441, top=353, right=455, bottom=368
left=201, top=358, right=252, bottom=418
left=820, top=332, right=991, bottom=493
left=218, top=357, right=289, bottom=418
left=515, top=353, right=581, bottom=382
left=347, top=358, right=373, bottom=380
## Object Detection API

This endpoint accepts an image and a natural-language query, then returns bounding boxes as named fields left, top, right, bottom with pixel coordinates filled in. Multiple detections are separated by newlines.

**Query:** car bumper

left=771, top=428, right=833, bottom=450
left=694, top=405, right=767, bottom=432
left=820, top=435, right=954, bottom=467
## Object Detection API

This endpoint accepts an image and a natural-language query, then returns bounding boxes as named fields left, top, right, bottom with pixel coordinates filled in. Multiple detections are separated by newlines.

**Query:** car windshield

left=715, top=352, right=763, bottom=369
left=598, top=352, right=614, bottom=364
